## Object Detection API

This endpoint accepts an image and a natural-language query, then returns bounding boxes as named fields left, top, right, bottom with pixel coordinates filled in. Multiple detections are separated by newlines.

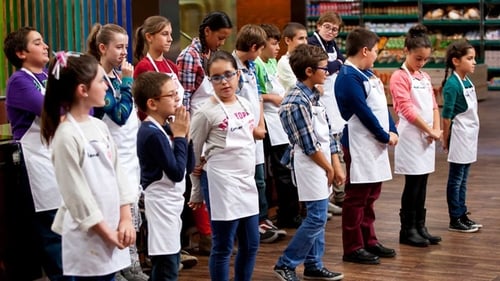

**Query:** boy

left=254, top=23, right=300, bottom=230
left=133, top=72, right=194, bottom=280
left=232, top=24, right=283, bottom=243
left=273, top=44, right=344, bottom=281
left=334, top=28, right=398, bottom=265
left=277, top=22, right=308, bottom=92
left=4, top=27, right=69, bottom=280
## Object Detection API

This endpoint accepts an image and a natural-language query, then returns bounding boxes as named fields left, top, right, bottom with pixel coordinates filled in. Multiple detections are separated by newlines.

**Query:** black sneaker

left=259, top=224, right=279, bottom=243
left=460, top=213, right=483, bottom=228
left=273, top=265, right=299, bottom=281
left=304, top=267, right=344, bottom=280
left=448, top=218, right=479, bottom=233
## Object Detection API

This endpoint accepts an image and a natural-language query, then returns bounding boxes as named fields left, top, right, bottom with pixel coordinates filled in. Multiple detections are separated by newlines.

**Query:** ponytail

left=87, top=23, right=102, bottom=60
left=134, top=25, right=146, bottom=62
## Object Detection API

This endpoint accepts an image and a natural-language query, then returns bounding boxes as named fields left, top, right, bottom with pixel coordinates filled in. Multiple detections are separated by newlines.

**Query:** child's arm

left=6, top=73, right=45, bottom=116
left=177, top=50, right=202, bottom=110
left=188, top=108, right=211, bottom=207
left=277, top=56, right=297, bottom=91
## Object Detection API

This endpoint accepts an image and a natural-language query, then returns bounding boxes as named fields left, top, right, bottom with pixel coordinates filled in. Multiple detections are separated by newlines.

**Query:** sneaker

left=259, top=224, right=279, bottom=243
left=448, top=218, right=479, bottom=233
left=273, top=265, right=300, bottom=281
left=120, top=261, right=149, bottom=281
left=328, top=202, right=342, bottom=215
left=180, top=250, right=198, bottom=269
left=115, top=272, right=128, bottom=281
left=461, top=213, right=483, bottom=228
left=326, top=212, right=333, bottom=221
left=264, top=219, right=287, bottom=238
left=304, top=267, right=344, bottom=281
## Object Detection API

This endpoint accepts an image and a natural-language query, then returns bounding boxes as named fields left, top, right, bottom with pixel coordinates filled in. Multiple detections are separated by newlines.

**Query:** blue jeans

left=74, top=273, right=114, bottom=281
left=210, top=215, right=259, bottom=281
left=150, top=252, right=180, bottom=281
left=446, top=162, right=471, bottom=218
left=201, top=170, right=210, bottom=212
left=276, top=199, right=328, bottom=270
left=255, top=164, right=268, bottom=222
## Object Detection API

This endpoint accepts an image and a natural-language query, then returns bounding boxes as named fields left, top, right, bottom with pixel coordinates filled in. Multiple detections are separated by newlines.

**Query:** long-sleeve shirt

left=441, top=73, right=472, bottom=120
left=137, top=121, right=194, bottom=189
left=93, top=75, right=134, bottom=125
left=279, top=82, right=340, bottom=167
left=390, top=68, right=437, bottom=123
left=5, top=69, right=48, bottom=140
left=335, top=65, right=397, bottom=148
left=176, top=38, right=206, bottom=110
left=308, top=32, right=345, bottom=74
left=51, top=117, right=135, bottom=232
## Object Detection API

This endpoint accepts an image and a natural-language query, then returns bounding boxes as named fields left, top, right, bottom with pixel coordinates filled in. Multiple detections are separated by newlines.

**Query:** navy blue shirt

left=308, top=32, right=345, bottom=74
left=137, top=121, right=194, bottom=189
left=335, top=64, right=397, bottom=148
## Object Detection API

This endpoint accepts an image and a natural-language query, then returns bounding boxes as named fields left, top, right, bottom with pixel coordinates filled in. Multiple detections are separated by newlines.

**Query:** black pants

left=401, top=174, right=429, bottom=212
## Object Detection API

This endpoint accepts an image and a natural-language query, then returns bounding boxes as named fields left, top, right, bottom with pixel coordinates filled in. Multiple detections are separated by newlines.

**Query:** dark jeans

left=210, top=215, right=259, bottom=281
left=446, top=162, right=471, bottom=218
left=401, top=174, right=429, bottom=212
left=255, top=163, right=268, bottom=221
left=74, top=273, right=115, bottom=281
left=150, top=253, right=180, bottom=281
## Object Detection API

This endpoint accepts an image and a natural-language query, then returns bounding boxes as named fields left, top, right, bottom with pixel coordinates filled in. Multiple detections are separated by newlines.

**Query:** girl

left=87, top=23, right=147, bottom=280
left=40, top=53, right=136, bottom=280
left=188, top=50, right=259, bottom=281
left=134, top=16, right=183, bottom=107
left=441, top=40, right=482, bottom=233
left=389, top=24, right=442, bottom=247
left=177, top=11, right=233, bottom=255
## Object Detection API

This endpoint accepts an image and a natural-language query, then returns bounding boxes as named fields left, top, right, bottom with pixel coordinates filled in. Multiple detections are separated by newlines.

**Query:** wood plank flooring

left=178, top=92, right=500, bottom=281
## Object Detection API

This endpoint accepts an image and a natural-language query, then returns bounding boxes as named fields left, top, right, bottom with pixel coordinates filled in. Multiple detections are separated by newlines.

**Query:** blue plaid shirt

left=279, top=82, right=340, bottom=168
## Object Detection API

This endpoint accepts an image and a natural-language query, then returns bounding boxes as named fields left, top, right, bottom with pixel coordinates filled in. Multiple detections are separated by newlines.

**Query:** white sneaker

left=328, top=202, right=342, bottom=215
left=264, top=219, right=287, bottom=237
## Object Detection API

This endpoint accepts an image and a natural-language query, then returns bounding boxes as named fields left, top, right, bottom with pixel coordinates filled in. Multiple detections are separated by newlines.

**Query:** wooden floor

left=178, top=92, right=500, bottom=281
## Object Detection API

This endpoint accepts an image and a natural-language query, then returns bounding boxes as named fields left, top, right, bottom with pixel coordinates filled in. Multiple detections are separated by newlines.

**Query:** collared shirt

left=279, top=81, right=340, bottom=167
left=177, top=38, right=206, bottom=111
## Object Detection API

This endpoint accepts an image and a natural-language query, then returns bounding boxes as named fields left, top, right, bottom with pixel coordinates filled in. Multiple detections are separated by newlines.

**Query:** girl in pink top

left=389, top=24, right=442, bottom=248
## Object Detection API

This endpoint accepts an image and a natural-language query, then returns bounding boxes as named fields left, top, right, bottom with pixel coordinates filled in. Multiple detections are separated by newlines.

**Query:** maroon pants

left=342, top=147, right=382, bottom=255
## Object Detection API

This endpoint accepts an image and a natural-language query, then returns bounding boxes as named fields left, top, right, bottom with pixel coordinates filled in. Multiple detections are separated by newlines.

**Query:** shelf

left=307, top=15, right=360, bottom=21
left=363, top=14, right=419, bottom=20
left=485, top=19, right=500, bottom=25
left=373, top=32, right=407, bottom=36
left=488, top=85, right=500, bottom=91
left=484, top=40, right=500, bottom=47
left=364, top=0, right=416, bottom=2
left=422, top=19, right=481, bottom=25
left=488, top=67, right=500, bottom=72
left=422, top=0, right=480, bottom=3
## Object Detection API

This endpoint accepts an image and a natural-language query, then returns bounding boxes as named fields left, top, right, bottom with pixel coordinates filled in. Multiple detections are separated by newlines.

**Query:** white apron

left=102, top=70, right=141, bottom=193
left=394, top=65, right=435, bottom=175
left=143, top=117, right=186, bottom=255
left=448, top=72, right=480, bottom=164
left=190, top=77, right=214, bottom=114
left=293, top=96, right=332, bottom=201
left=62, top=114, right=129, bottom=276
left=236, top=59, right=264, bottom=165
left=206, top=96, right=258, bottom=221
left=19, top=68, right=62, bottom=212
left=262, top=63, right=289, bottom=146
left=314, top=33, right=346, bottom=134
left=345, top=62, right=392, bottom=183
left=147, top=53, right=184, bottom=107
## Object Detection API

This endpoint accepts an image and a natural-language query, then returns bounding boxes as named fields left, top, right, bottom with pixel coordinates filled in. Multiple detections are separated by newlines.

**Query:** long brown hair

left=134, top=16, right=171, bottom=62
left=87, top=23, right=127, bottom=61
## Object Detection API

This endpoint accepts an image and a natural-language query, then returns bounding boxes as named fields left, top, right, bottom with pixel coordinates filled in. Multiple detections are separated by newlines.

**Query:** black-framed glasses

left=209, top=71, right=237, bottom=84
left=315, top=66, right=329, bottom=74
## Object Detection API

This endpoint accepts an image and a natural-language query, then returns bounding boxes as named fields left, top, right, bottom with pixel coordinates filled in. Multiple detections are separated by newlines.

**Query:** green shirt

left=441, top=73, right=473, bottom=120
left=254, top=57, right=278, bottom=94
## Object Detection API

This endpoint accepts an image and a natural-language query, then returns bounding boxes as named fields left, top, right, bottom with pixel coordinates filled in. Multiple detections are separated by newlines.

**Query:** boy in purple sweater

left=4, top=27, right=71, bottom=280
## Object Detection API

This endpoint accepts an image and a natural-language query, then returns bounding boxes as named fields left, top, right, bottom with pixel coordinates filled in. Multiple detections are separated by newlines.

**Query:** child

left=40, top=52, right=136, bottom=279
left=273, top=44, right=344, bottom=281
left=177, top=11, right=233, bottom=255
left=335, top=28, right=398, bottom=265
left=133, top=72, right=194, bottom=281
left=255, top=23, right=300, bottom=230
left=134, top=16, right=183, bottom=106
left=233, top=24, right=283, bottom=243
left=87, top=23, right=148, bottom=280
left=277, top=22, right=308, bottom=92
left=188, top=50, right=259, bottom=281
left=389, top=24, right=442, bottom=247
left=4, top=27, right=71, bottom=281
left=308, top=12, right=346, bottom=215
left=441, top=40, right=481, bottom=233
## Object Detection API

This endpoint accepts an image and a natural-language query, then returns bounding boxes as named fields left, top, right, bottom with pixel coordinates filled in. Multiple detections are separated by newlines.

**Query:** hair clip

left=51, top=51, right=82, bottom=80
